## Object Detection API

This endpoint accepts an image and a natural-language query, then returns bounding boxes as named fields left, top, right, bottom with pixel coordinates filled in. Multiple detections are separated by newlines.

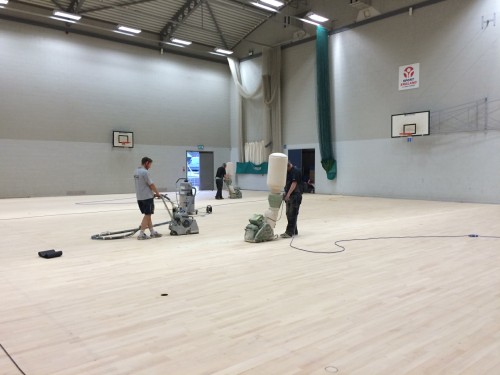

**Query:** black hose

left=91, top=221, right=170, bottom=240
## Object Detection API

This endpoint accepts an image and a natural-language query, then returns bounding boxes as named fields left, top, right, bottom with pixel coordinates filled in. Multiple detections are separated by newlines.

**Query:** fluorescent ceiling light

left=307, top=12, right=329, bottom=23
left=170, top=38, right=192, bottom=45
left=250, top=2, right=278, bottom=12
left=117, top=25, right=141, bottom=34
left=0, top=0, right=8, bottom=5
left=113, top=30, right=136, bottom=37
left=50, top=16, right=77, bottom=23
left=52, top=10, right=81, bottom=20
left=164, top=42, right=186, bottom=48
left=261, top=0, right=284, bottom=7
left=209, top=52, right=226, bottom=57
left=214, top=48, right=233, bottom=55
left=298, top=17, right=320, bottom=26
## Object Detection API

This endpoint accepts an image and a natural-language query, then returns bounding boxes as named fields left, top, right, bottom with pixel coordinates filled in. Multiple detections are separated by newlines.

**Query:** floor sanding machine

left=244, top=153, right=287, bottom=242
left=224, top=162, right=242, bottom=199
left=160, top=194, right=199, bottom=235
left=176, top=178, right=198, bottom=214
left=90, top=193, right=199, bottom=240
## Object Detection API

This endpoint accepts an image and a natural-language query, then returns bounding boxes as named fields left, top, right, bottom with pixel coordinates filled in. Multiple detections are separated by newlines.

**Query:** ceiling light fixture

left=113, top=30, right=135, bottom=36
left=50, top=16, right=77, bottom=23
left=0, top=0, right=9, bottom=5
left=298, top=17, right=320, bottom=26
left=209, top=52, right=226, bottom=57
left=307, top=12, right=329, bottom=23
left=52, top=10, right=81, bottom=21
left=117, top=25, right=141, bottom=34
left=250, top=2, right=278, bottom=12
left=170, top=38, right=192, bottom=45
left=214, top=48, right=233, bottom=55
left=260, top=0, right=284, bottom=7
left=164, top=42, right=186, bottom=48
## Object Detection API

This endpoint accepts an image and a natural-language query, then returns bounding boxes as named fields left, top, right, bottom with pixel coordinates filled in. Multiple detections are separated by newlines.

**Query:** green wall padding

left=236, top=162, right=268, bottom=174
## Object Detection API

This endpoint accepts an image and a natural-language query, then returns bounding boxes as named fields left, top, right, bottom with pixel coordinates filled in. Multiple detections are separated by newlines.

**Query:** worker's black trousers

left=285, top=193, right=302, bottom=236
left=215, top=178, right=223, bottom=199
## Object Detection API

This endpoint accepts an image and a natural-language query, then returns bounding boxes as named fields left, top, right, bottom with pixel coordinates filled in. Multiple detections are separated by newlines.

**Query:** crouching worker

left=134, top=156, right=163, bottom=240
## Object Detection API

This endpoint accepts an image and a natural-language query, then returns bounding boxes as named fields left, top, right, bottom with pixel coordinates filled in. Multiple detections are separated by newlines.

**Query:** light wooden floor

left=1, top=191, right=499, bottom=375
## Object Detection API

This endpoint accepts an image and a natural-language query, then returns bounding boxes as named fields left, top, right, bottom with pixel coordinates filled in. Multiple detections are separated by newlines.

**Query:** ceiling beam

left=204, top=0, right=228, bottom=49
left=230, top=0, right=291, bottom=51
left=81, top=0, right=160, bottom=15
left=67, top=0, right=86, bottom=14
left=160, top=0, right=203, bottom=42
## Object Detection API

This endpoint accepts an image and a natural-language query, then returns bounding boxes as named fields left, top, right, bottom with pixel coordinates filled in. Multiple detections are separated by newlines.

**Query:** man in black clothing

left=215, top=163, right=227, bottom=199
left=281, top=162, right=303, bottom=238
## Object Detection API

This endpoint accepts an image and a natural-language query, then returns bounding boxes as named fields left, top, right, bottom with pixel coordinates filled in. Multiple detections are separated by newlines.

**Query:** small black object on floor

left=38, top=249, right=63, bottom=259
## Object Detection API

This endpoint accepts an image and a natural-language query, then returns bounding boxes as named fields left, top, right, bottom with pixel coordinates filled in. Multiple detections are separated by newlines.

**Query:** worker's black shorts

left=137, top=198, right=155, bottom=215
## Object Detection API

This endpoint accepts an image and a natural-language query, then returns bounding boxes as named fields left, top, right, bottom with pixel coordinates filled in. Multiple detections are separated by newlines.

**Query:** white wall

left=282, top=41, right=318, bottom=146
left=280, top=0, right=500, bottom=203
left=4, top=0, right=500, bottom=202
left=0, top=21, right=232, bottom=197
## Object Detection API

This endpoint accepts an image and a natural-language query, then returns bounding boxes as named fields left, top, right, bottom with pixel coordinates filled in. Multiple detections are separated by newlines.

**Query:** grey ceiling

left=0, top=0, right=435, bottom=61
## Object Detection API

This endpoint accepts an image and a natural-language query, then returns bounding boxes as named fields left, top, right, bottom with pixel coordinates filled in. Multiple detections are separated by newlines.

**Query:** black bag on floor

left=38, top=249, right=63, bottom=259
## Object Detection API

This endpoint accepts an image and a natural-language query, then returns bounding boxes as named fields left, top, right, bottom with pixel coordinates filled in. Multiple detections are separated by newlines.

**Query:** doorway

left=287, top=148, right=315, bottom=193
left=186, top=151, right=214, bottom=191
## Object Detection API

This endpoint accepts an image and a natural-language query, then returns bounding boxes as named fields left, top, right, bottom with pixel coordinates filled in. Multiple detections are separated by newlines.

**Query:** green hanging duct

left=316, top=26, right=337, bottom=180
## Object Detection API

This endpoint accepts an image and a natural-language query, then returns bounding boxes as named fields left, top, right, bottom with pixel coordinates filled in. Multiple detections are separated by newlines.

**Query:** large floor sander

left=91, top=193, right=199, bottom=240
left=160, top=194, right=199, bottom=235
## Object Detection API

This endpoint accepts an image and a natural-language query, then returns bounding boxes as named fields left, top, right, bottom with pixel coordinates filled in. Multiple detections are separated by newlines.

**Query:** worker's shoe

left=137, top=233, right=151, bottom=240
left=150, top=231, right=162, bottom=238
left=280, top=232, right=292, bottom=238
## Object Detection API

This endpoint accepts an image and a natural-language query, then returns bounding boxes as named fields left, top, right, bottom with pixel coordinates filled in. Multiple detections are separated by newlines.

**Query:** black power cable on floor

left=289, top=233, right=500, bottom=254
left=0, top=342, right=26, bottom=375
left=90, top=220, right=171, bottom=240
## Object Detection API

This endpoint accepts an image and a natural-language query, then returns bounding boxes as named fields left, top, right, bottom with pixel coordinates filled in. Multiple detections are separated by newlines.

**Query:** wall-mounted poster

left=399, top=63, right=420, bottom=91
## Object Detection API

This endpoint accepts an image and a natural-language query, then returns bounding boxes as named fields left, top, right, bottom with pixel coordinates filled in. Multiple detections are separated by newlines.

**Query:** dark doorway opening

left=287, top=148, right=315, bottom=193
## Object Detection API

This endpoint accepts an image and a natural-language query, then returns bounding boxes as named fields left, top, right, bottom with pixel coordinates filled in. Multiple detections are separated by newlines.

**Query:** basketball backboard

left=113, top=131, right=134, bottom=148
left=391, top=111, right=430, bottom=138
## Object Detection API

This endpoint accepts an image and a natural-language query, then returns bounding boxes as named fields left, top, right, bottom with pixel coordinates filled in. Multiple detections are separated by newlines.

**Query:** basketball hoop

left=399, top=132, right=413, bottom=143
left=119, top=141, right=131, bottom=148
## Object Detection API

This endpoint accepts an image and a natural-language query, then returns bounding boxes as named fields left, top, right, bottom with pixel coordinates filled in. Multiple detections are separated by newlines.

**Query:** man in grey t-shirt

left=134, top=156, right=162, bottom=240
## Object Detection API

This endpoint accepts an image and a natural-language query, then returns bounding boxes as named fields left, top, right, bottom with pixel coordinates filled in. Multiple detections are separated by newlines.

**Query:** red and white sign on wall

left=398, top=63, right=420, bottom=91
